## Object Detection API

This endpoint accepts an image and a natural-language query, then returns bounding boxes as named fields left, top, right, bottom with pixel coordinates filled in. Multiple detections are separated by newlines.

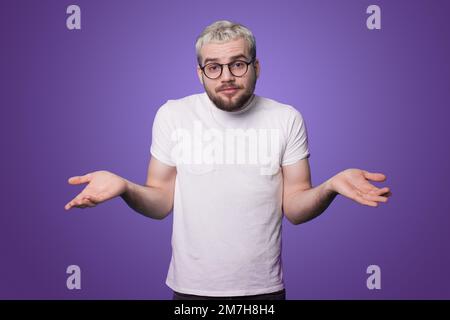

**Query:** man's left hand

left=327, top=169, right=392, bottom=207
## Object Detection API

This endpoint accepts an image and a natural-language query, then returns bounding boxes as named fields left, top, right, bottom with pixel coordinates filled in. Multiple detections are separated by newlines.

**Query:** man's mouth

left=219, top=87, right=240, bottom=94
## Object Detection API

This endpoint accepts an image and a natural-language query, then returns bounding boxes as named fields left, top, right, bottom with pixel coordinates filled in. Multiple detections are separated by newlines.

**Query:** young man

left=65, top=20, right=391, bottom=300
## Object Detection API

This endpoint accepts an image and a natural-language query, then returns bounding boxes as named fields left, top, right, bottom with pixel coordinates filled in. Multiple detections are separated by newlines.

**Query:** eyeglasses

left=199, top=58, right=255, bottom=80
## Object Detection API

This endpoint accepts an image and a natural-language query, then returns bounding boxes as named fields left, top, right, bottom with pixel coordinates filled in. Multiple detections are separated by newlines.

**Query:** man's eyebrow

left=203, top=54, right=250, bottom=65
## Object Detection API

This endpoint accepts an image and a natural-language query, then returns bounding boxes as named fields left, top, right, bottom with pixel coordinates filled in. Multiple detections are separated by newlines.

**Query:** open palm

left=330, top=169, right=392, bottom=207
left=64, top=170, right=127, bottom=210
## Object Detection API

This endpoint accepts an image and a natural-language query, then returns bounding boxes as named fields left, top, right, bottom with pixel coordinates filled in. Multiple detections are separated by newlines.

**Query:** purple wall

left=1, top=0, right=449, bottom=299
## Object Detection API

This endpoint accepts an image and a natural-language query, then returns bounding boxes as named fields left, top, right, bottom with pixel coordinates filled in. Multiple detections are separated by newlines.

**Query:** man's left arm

left=282, top=158, right=392, bottom=225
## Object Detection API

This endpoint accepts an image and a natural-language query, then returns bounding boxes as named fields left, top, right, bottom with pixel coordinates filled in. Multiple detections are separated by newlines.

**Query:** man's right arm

left=65, top=156, right=176, bottom=220
left=121, top=156, right=176, bottom=220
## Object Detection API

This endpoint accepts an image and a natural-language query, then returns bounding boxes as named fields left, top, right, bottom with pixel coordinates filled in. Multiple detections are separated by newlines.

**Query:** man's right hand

left=64, top=170, right=128, bottom=210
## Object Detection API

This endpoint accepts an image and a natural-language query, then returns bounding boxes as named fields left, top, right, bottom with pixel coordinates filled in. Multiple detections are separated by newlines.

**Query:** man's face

left=197, top=38, right=260, bottom=112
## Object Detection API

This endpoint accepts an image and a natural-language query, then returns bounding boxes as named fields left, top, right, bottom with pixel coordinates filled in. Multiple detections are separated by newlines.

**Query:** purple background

left=1, top=0, right=449, bottom=299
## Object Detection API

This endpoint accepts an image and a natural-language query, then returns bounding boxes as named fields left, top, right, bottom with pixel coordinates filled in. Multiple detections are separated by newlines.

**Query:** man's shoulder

left=156, top=92, right=203, bottom=116
left=256, top=95, right=304, bottom=118
left=165, top=92, right=203, bottom=106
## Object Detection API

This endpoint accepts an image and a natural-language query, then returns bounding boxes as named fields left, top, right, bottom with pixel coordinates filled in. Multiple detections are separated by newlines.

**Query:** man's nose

left=221, top=64, right=235, bottom=81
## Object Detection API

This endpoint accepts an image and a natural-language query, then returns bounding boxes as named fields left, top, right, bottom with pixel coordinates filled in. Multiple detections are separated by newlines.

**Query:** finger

left=73, top=200, right=89, bottom=209
left=363, top=171, right=386, bottom=182
left=356, top=194, right=378, bottom=207
left=369, top=187, right=390, bottom=195
left=83, top=194, right=102, bottom=204
left=82, top=196, right=97, bottom=207
left=361, top=192, right=388, bottom=203
left=64, top=193, right=83, bottom=210
left=68, top=173, right=92, bottom=185
left=64, top=196, right=81, bottom=210
left=377, top=187, right=390, bottom=196
left=359, top=183, right=380, bottom=193
left=351, top=190, right=378, bottom=207
left=64, top=201, right=73, bottom=210
left=76, top=196, right=96, bottom=208
left=66, top=196, right=93, bottom=209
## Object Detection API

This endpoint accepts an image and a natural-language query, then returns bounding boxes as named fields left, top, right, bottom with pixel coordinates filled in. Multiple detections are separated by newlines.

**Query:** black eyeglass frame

left=199, top=58, right=256, bottom=79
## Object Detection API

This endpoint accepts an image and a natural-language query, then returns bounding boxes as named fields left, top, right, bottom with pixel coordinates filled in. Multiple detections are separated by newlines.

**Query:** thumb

left=68, top=173, right=92, bottom=185
left=363, top=170, right=386, bottom=182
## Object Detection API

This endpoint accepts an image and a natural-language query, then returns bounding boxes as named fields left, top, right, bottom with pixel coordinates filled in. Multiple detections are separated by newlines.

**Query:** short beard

left=204, top=77, right=257, bottom=112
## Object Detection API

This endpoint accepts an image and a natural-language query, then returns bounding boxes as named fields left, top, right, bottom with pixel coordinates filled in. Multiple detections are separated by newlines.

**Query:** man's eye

left=207, top=65, right=219, bottom=72
left=232, top=62, right=244, bottom=68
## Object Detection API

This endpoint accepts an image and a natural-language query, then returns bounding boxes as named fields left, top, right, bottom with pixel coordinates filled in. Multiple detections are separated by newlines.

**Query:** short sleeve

left=150, top=103, right=176, bottom=166
left=281, top=109, right=310, bottom=166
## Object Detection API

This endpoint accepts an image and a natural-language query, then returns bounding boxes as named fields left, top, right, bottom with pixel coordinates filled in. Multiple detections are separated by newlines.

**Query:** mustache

left=216, top=85, right=242, bottom=92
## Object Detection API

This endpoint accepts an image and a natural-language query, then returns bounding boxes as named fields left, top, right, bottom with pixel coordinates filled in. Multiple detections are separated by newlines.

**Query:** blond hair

left=195, top=20, right=256, bottom=65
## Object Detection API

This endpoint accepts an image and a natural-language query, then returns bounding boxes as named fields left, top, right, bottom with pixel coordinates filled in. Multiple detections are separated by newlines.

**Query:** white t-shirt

left=150, top=92, right=310, bottom=297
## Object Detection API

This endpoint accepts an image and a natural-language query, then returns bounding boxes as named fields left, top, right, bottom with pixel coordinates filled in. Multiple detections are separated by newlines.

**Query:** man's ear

left=197, top=65, right=204, bottom=85
left=254, top=58, right=260, bottom=79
